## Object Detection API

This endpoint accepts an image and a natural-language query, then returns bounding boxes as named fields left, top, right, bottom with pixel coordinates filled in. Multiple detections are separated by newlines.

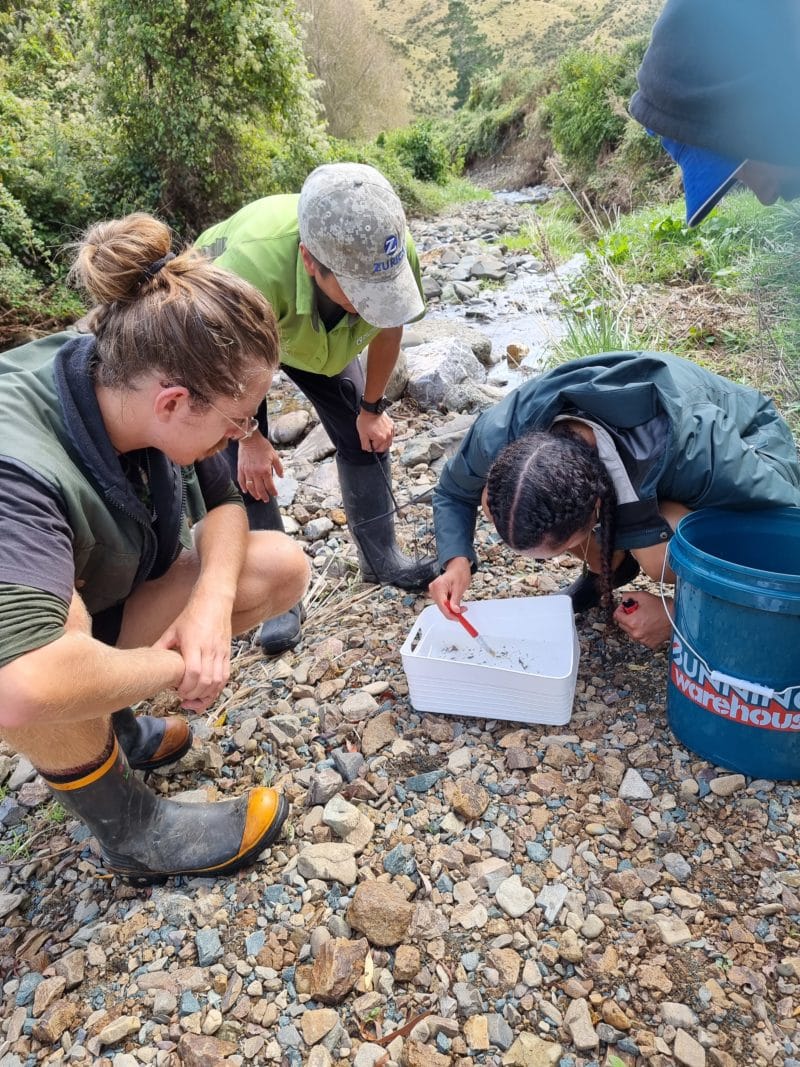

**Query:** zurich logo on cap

left=383, top=235, right=399, bottom=255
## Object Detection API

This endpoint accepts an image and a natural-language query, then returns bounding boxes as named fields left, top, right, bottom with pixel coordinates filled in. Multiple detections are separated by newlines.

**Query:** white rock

left=654, top=915, right=692, bottom=947
left=580, top=914, right=605, bottom=939
left=322, top=795, right=361, bottom=836
left=297, top=843, right=358, bottom=886
left=536, top=883, right=569, bottom=924
left=563, top=998, right=599, bottom=1050
left=709, top=774, right=746, bottom=797
left=496, top=876, right=536, bottom=918
left=619, top=768, right=654, bottom=800
left=661, top=1001, right=698, bottom=1029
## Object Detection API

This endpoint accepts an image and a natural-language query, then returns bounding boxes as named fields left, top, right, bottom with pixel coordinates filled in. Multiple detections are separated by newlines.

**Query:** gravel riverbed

left=1, top=198, right=798, bottom=1067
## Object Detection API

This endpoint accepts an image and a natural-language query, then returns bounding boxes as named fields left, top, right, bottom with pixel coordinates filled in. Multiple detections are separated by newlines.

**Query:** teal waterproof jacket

left=434, top=351, right=800, bottom=569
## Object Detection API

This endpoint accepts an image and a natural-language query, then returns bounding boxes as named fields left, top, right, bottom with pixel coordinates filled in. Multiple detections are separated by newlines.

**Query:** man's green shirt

left=196, top=194, right=425, bottom=378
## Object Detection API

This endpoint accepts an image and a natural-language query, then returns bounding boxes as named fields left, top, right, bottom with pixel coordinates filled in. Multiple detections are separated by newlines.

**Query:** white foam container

left=401, top=595, right=579, bottom=725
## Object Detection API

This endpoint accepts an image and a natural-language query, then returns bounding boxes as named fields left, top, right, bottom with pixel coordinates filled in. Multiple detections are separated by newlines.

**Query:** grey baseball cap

left=298, top=163, right=424, bottom=329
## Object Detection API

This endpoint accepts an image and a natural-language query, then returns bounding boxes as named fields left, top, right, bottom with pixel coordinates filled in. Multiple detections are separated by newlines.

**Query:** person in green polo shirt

left=196, top=163, right=438, bottom=655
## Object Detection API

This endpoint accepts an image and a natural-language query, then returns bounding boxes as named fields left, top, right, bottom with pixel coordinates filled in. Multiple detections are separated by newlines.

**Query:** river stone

left=536, top=883, right=568, bottom=923
left=661, top=1001, right=698, bottom=1029
left=7, top=756, right=35, bottom=790
left=557, top=928, right=583, bottom=962
left=487, top=1013, right=514, bottom=1050
left=271, top=409, right=311, bottom=445
left=709, top=773, right=746, bottom=797
left=98, top=1016, right=141, bottom=1046
left=402, top=318, right=494, bottom=365
left=394, top=944, right=422, bottom=981
left=404, top=339, right=486, bottom=411
left=403, top=1040, right=452, bottom=1067
left=0, top=893, right=26, bottom=920
left=301, top=1008, right=339, bottom=1045
left=354, top=1044, right=389, bottom=1067
left=32, top=975, right=66, bottom=1015
left=564, top=998, right=599, bottom=1050
left=653, top=915, right=692, bottom=946
left=581, top=914, right=605, bottom=939
left=295, top=422, right=335, bottom=463
left=322, top=795, right=361, bottom=835
left=306, top=768, right=344, bottom=807
left=298, top=843, right=358, bottom=886
left=454, top=981, right=484, bottom=1016
left=602, top=1000, right=632, bottom=1030
left=309, top=938, right=368, bottom=1004
left=307, top=1049, right=334, bottom=1067
left=502, top=1032, right=563, bottom=1066
left=176, top=1033, right=238, bottom=1066
left=361, top=711, right=398, bottom=755
left=348, top=881, right=413, bottom=946
left=496, top=876, right=536, bottom=918
left=450, top=779, right=489, bottom=820
left=619, top=768, right=654, bottom=800
left=470, top=255, right=508, bottom=280
left=674, top=1027, right=706, bottom=1067
left=30, top=999, right=80, bottom=1044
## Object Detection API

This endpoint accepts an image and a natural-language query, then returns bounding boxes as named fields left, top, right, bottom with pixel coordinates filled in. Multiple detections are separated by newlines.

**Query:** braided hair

left=486, top=428, right=618, bottom=611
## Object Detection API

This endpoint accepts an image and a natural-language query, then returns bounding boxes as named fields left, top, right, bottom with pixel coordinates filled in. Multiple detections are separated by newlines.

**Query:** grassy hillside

left=367, top=0, right=663, bottom=113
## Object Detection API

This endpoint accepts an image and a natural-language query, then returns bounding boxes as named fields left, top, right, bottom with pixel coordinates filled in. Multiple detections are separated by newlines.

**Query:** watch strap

left=359, top=395, right=390, bottom=415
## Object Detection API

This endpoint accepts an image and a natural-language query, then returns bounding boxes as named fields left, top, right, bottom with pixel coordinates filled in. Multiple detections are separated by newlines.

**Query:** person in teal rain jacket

left=429, top=352, right=800, bottom=648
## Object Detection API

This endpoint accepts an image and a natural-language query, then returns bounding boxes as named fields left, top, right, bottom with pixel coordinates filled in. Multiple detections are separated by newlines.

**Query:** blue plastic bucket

left=667, top=507, right=800, bottom=780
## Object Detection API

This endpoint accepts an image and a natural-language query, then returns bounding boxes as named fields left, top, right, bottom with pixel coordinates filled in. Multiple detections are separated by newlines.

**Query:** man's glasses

left=207, top=401, right=259, bottom=440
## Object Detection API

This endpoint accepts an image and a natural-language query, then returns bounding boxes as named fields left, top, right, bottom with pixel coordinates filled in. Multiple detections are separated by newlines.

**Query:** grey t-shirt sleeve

left=195, top=453, right=243, bottom=511
left=0, top=459, right=75, bottom=601
left=0, top=459, right=75, bottom=666
left=0, top=585, right=70, bottom=668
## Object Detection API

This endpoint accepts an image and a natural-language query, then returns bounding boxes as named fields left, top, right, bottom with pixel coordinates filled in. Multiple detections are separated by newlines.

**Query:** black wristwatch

left=359, top=394, right=391, bottom=415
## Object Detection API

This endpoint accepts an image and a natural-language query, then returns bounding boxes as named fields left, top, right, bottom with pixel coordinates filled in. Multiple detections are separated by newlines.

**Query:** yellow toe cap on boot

left=239, top=787, right=288, bottom=856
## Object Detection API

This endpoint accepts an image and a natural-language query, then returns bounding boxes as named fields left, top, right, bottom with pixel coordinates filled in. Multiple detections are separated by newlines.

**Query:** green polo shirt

left=196, top=194, right=424, bottom=378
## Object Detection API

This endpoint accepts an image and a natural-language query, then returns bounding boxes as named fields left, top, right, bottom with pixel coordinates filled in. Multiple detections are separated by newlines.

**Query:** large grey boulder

left=404, top=339, right=486, bottom=412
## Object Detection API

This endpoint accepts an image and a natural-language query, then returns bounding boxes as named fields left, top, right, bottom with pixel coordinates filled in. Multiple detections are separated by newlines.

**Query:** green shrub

left=539, top=50, right=629, bottom=174
left=390, top=122, right=450, bottom=184
left=90, top=0, right=326, bottom=232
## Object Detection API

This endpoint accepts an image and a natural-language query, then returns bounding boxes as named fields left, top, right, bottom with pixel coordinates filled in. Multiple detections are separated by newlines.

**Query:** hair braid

left=487, top=429, right=618, bottom=612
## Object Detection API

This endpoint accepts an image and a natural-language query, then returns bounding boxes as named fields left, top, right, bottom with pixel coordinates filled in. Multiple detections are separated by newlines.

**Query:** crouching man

left=0, top=212, right=310, bottom=883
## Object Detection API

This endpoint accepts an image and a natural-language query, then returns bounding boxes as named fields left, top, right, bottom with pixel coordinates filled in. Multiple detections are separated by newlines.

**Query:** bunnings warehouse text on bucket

left=671, top=637, right=800, bottom=730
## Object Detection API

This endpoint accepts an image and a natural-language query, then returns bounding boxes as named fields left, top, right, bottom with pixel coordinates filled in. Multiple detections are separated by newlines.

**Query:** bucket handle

left=659, top=549, right=795, bottom=700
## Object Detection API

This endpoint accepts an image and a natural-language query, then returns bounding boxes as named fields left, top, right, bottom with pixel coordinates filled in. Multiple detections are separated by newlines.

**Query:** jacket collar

left=53, top=335, right=164, bottom=526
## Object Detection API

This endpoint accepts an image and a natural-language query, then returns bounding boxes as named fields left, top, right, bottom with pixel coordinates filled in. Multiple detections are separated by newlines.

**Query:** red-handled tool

left=446, top=600, right=497, bottom=656
left=621, top=598, right=639, bottom=615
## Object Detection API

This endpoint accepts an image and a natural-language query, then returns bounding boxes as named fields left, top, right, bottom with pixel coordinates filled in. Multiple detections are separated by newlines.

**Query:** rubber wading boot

left=336, top=454, right=438, bottom=592
left=111, top=707, right=192, bottom=772
left=562, top=552, right=641, bottom=613
left=44, top=737, right=288, bottom=884
left=245, top=495, right=305, bottom=655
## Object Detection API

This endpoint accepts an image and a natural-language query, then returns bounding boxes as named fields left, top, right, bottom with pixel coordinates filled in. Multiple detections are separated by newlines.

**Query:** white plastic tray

left=401, top=595, right=579, bottom=725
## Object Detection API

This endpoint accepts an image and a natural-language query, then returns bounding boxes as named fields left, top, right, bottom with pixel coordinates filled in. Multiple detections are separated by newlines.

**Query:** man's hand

left=154, top=594, right=234, bottom=712
left=429, top=557, right=473, bottom=616
left=237, top=431, right=284, bottom=500
left=613, top=590, right=674, bottom=648
left=356, top=409, right=394, bottom=453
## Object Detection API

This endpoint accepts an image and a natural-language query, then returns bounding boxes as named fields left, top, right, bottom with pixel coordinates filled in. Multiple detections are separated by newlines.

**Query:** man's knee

left=247, top=531, right=310, bottom=607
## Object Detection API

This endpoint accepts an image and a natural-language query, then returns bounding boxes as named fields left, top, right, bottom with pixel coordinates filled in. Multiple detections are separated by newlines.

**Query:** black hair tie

left=141, top=251, right=176, bottom=282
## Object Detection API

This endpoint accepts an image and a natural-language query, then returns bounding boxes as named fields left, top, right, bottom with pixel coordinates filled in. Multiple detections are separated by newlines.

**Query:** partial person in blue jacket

left=429, top=352, right=800, bottom=649
left=629, top=0, right=800, bottom=225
